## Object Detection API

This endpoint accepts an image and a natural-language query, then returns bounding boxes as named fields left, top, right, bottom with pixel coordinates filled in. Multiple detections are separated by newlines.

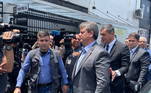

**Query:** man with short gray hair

left=139, top=36, right=151, bottom=81
left=100, top=24, right=130, bottom=93
left=72, top=22, right=111, bottom=93
left=138, top=36, right=151, bottom=58
left=139, top=37, right=148, bottom=49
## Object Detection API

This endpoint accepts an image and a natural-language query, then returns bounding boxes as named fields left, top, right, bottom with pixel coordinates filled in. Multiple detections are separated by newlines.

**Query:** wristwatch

left=3, top=45, right=13, bottom=51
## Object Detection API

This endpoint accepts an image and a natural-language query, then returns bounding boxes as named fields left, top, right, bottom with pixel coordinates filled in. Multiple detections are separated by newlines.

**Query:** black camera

left=0, top=23, right=34, bottom=44
left=0, top=23, right=20, bottom=44
left=64, top=34, right=75, bottom=49
left=63, top=34, right=75, bottom=61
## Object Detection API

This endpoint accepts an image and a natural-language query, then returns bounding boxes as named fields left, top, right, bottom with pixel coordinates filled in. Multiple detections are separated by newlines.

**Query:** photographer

left=65, top=34, right=81, bottom=93
left=63, top=34, right=77, bottom=62
left=0, top=31, right=14, bottom=93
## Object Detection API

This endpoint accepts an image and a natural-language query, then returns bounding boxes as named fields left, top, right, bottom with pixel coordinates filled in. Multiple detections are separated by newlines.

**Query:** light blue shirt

left=75, top=41, right=96, bottom=74
left=38, top=51, right=52, bottom=84
left=16, top=49, right=68, bottom=87
left=130, top=46, right=138, bottom=57
left=147, top=49, right=151, bottom=57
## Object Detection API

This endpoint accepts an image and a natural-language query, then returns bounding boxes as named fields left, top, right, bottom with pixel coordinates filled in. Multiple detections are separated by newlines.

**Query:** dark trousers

left=30, top=84, right=58, bottom=93
left=125, top=80, right=139, bottom=93
left=67, top=79, right=73, bottom=93
left=0, top=73, right=7, bottom=93
left=110, top=76, right=125, bottom=93
left=125, top=84, right=136, bottom=93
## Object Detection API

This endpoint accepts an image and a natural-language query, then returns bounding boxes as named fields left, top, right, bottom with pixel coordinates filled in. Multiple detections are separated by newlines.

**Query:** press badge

left=67, top=59, right=72, bottom=64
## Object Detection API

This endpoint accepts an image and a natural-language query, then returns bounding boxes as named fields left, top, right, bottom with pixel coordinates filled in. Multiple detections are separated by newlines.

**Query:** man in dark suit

left=125, top=32, right=150, bottom=93
left=100, top=24, right=130, bottom=93
left=72, top=22, right=111, bottom=93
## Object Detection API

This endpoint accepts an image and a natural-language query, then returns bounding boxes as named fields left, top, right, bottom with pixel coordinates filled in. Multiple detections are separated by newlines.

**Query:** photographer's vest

left=27, top=48, right=61, bottom=89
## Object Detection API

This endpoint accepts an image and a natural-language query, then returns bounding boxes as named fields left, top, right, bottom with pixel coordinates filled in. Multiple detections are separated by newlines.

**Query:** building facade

left=0, top=0, right=150, bottom=43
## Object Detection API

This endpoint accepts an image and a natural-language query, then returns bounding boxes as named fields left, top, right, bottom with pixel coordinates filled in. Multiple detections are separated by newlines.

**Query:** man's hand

left=2, top=31, right=14, bottom=40
left=72, top=52, right=80, bottom=56
left=62, top=85, right=69, bottom=93
left=0, top=59, right=7, bottom=72
left=2, top=29, right=20, bottom=44
left=14, top=88, right=21, bottom=93
left=0, top=66, right=7, bottom=72
left=109, top=68, right=117, bottom=81
left=1, top=31, right=15, bottom=72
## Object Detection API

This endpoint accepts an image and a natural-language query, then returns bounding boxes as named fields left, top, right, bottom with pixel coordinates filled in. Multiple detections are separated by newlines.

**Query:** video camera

left=0, top=23, right=35, bottom=45
left=64, top=34, right=75, bottom=49
left=0, top=23, right=36, bottom=68
left=63, top=34, right=76, bottom=61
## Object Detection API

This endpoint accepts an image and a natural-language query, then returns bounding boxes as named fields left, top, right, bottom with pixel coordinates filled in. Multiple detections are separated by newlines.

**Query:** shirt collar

left=108, top=38, right=116, bottom=48
left=41, top=48, right=51, bottom=55
left=130, top=46, right=138, bottom=53
left=47, top=48, right=51, bottom=53
left=83, top=41, right=96, bottom=53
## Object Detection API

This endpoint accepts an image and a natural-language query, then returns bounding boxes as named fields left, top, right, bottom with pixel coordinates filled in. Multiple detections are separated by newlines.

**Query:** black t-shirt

left=65, top=48, right=81, bottom=79
left=0, top=49, right=4, bottom=64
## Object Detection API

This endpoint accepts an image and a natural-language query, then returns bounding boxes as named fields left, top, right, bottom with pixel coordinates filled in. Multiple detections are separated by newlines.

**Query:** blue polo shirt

left=16, top=48, right=68, bottom=87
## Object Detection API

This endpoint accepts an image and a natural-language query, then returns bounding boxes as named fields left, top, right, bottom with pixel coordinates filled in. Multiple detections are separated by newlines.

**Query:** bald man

left=139, top=37, right=148, bottom=49
left=139, top=37, right=151, bottom=57
left=139, top=37, right=151, bottom=81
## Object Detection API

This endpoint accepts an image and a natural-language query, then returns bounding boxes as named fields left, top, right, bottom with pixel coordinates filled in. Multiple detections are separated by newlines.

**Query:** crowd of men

left=0, top=21, right=151, bottom=93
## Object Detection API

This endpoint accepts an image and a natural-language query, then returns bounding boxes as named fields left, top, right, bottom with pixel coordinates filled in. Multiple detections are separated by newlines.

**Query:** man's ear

left=89, top=31, right=94, bottom=38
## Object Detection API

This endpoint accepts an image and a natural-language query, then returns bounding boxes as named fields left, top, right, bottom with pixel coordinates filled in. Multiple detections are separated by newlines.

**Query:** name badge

left=67, top=59, right=71, bottom=64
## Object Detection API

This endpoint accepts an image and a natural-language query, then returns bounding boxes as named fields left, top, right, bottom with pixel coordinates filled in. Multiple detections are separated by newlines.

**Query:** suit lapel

left=74, top=49, right=93, bottom=76
left=130, top=47, right=139, bottom=62
left=110, top=41, right=117, bottom=57
left=72, top=44, right=96, bottom=78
